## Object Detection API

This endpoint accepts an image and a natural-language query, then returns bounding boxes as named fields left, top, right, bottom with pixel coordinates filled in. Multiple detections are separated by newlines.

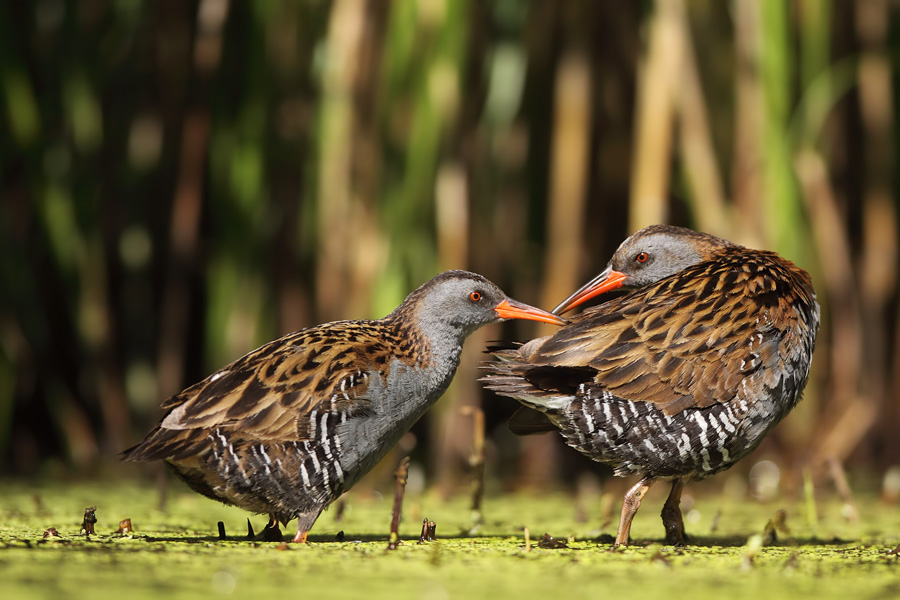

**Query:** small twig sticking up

left=418, top=518, right=429, bottom=543
left=387, top=456, right=411, bottom=550
left=418, top=518, right=437, bottom=543
left=460, top=406, right=485, bottom=526
left=81, top=507, right=97, bottom=535
left=217, top=521, right=226, bottom=540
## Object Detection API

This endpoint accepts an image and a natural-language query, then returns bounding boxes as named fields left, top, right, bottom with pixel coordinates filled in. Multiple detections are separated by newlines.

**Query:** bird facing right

left=482, top=224, right=820, bottom=546
left=122, top=270, right=565, bottom=543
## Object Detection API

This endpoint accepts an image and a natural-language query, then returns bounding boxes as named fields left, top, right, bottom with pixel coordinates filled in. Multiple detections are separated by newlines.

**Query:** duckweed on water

left=1, top=478, right=898, bottom=600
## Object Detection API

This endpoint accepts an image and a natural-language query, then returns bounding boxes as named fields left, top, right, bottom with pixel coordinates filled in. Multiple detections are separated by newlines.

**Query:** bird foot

left=663, top=523, right=687, bottom=546
left=255, top=515, right=284, bottom=542
left=660, top=479, right=687, bottom=546
left=261, top=523, right=284, bottom=542
left=661, top=506, right=686, bottom=545
left=614, top=478, right=654, bottom=547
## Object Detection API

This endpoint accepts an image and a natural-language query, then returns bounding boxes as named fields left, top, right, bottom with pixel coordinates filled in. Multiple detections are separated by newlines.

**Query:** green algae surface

left=1, top=478, right=898, bottom=600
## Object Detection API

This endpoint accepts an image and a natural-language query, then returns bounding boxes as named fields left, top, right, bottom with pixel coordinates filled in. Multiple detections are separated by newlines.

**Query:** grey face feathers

left=397, top=270, right=565, bottom=338
left=406, top=271, right=510, bottom=334
left=552, top=225, right=737, bottom=314
left=608, top=225, right=733, bottom=289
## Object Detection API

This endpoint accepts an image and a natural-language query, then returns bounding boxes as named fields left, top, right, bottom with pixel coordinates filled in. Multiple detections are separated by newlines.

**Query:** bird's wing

left=123, top=321, right=394, bottom=461
left=503, top=259, right=795, bottom=416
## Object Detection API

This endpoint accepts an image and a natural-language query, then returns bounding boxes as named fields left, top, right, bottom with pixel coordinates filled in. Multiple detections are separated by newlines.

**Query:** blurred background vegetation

left=1, top=0, right=898, bottom=505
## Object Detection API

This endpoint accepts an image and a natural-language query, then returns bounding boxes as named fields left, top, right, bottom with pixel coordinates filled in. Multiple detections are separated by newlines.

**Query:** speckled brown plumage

left=482, top=225, right=820, bottom=546
left=123, top=270, right=565, bottom=542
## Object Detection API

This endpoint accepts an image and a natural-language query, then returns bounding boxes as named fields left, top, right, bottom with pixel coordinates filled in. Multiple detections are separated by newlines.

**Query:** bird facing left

left=122, top=270, right=565, bottom=543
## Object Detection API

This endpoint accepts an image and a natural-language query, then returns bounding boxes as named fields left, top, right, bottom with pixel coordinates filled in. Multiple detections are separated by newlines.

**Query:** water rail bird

left=482, top=225, right=819, bottom=546
left=124, top=270, right=565, bottom=542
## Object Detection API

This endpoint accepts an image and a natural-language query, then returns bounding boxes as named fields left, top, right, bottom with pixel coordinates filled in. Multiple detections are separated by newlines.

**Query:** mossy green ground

left=1, top=475, right=898, bottom=600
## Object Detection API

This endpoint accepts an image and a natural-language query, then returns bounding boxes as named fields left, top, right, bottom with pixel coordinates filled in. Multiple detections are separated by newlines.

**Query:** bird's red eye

left=469, top=291, right=482, bottom=302
left=636, top=252, right=649, bottom=263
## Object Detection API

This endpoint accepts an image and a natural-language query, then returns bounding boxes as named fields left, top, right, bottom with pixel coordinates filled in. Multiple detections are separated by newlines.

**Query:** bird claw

left=261, top=524, right=284, bottom=542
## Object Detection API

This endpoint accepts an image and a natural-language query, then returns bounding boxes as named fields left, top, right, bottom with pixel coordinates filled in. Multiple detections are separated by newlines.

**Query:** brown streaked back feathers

left=125, top=320, right=404, bottom=462
left=494, top=247, right=817, bottom=416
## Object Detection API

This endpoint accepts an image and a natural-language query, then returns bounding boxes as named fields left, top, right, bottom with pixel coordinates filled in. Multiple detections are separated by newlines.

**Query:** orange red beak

left=495, top=299, right=567, bottom=325
left=552, top=266, right=627, bottom=315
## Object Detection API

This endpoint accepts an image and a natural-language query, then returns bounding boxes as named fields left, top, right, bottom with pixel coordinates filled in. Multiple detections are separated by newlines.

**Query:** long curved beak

left=552, top=265, right=627, bottom=315
left=495, top=299, right=567, bottom=325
